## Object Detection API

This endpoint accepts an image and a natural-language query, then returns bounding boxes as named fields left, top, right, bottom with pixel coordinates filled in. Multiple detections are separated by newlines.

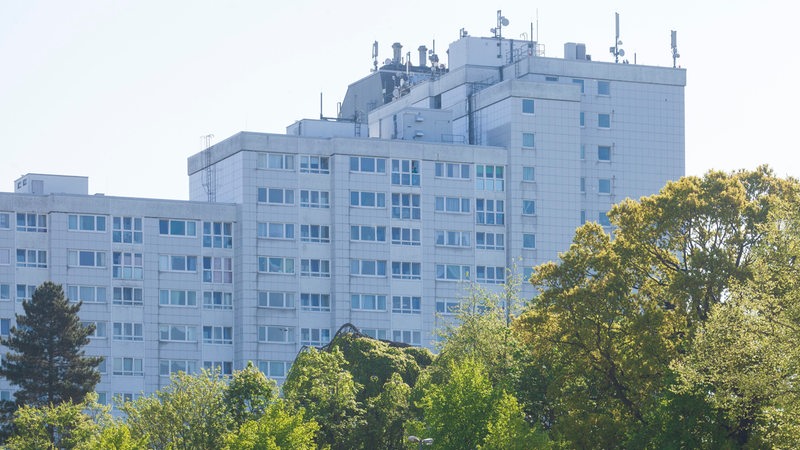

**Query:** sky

left=0, top=0, right=796, bottom=200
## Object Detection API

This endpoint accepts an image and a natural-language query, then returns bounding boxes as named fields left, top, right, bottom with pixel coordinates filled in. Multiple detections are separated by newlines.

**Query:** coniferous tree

left=0, top=281, right=102, bottom=407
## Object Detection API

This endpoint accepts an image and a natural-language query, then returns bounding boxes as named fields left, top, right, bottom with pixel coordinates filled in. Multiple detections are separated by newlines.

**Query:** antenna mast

left=671, top=30, right=680, bottom=68
left=201, top=134, right=216, bottom=203
left=609, top=12, right=625, bottom=63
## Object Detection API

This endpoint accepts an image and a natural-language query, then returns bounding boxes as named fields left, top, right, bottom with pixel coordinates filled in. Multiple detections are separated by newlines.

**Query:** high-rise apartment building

left=0, top=31, right=685, bottom=401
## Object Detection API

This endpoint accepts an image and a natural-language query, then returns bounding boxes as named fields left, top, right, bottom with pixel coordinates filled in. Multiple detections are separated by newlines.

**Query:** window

left=580, top=111, right=585, bottom=127
left=84, top=321, right=107, bottom=338
left=477, top=266, right=505, bottom=284
left=476, top=232, right=504, bottom=250
left=68, top=214, right=106, bottom=232
left=113, top=392, right=140, bottom=403
left=581, top=209, right=587, bottom=224
left=203, top=361, right=233, bottom=376
left=350, top=259, right=387, bottom=276
left=259, top=361, right=291, bottom=378
left=16, top=249, right=47, bottom=268
left=259, top=326, right=295, bottom=343
left=203, top=256, right=233, bottom=283
left=572, top=78, right=585, bottom=93
left=257, top=188, right=295, bottom=205
left=392, top=330, right=421, bottom=345
left=435, top=230, right=471, bottom=247
left=523, top=233, right=536, bottom=249
left=258, top=257, right=295, bottom=274
left=522, top=133, right=535, bottom=148
left=361, top=329, right=388, bottom=340
left=67, top=250, right=106, bottom=267
left=160, top=360, right=197, bottom=376
left=436, top=299, right=460, bottom=315
left=113, top=287, right=143, bottom=306
left=476, top=199, right=504, bottom=225
left=391, top=193, right=420, bottom=219
left=391, top=261, right=421, bottom=280
left=599, top=179, right=612, bottom=194
left=580, top=177, right=586, bottom=193
left=203, top=291, right=233, bottom=310
left=351, top=225, right=386, bottom=242
left=350, top=191, right=386, bottom=208
left=391, top=227, right=420, bottom=246
left=0, top=213, right=9, bottom=229
left=300, top=190, right=330, bottom=208
left=159, top=255, right=197, bottom=272
left=113, top=322, right=143, bottom=341
left=113, top=358, right=143, bottom=376
left=598, top=145, right=611, bottom=161
left=300, top=155, right=329, bottom=174
left=391, top=159, right=420, bottom=186
left=113, top=217, right=142, bottom=244
left=598, top=211, right=612, bottom=227
left=522, top=200, right=536, bottom=216
left=598, top=80, right=611, bottom=95
left=203, top=326, right=233, bottom=345
left=580, top=145, right=586, bottom=160
left=350, top=156, right=386, bottom=173
left=545, top=76, right=559, bottom=82
left=0, top=318, right=10, bottom=337
left=435, top=196, right=470, bottom=213
left=435, top=162, right=470, bottom=179
left=159, top=325, right=197, bottom=342
left=351, top=294, right=386, bottom=311
left=300, top=259, right=330, bottom=277
left=158, top=219, right=196, bottom=237
left=258, top=153, right=294, bottom=170
left=16, top=213, right=46, bottom=232
left=476, top=165, right=504, bottom=191
left=159, top=289, right=197, bottom=307
left=598, top=113, right=611, bottom=129
left=522, top=166, right=535, bottom=182
left=301, top=293, right=330, bottom=312
left=301, top=328, right=331, bottom=346
left=258, top=222, right=294, bottom=240
left=203, top=222, right=232, bottom=248
left=0, top=248, right=9, bottom=265
left=258, top=291, right=295, bottom=308
left=16, top=284, right=35, bottom=302
left=436, top=264, right=470, bottom=281
left=392, top=296, right=421, bottom=314
left=522, top=98, right=535, bottom=114
left=300, top=224, right=330, bottom=243
left=0, top=284, right=9, bottom=301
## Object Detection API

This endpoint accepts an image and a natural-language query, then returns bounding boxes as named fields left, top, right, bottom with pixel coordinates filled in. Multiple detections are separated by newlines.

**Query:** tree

left=362, top=373, right=412, bottom=450
left=223, top=401, right=319, bottom=450
left=120, top=369, right=231, bottom=450
left=0, top=282, right=103, bottom=408
left=282, top=347, right=364, bottom=449
left=515, top=168, right=799, bottom=447
left=224, top=362, right=277, bottom=428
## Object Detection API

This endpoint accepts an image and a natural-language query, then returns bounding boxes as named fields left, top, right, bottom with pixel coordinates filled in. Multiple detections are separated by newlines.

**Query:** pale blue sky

left=0, top=0, right=795, bottom=199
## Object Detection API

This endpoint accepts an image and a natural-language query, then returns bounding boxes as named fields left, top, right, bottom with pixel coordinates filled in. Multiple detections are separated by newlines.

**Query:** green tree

left=282, top=347, right=364, bottom=449
left=479, top=392, right=549, bottom=450
left=516, top=168, right=799, bottom=447
left=120, top=369, right=231, bottom=450
left=362, top=373, right=412, bottom=449
left=223, top=401, right=319, bottom=450
left=6, top=400, right=97, bottom=450
left=224, top=361, right=277, bottom=428
left=0, top=282, right=103, bottom=407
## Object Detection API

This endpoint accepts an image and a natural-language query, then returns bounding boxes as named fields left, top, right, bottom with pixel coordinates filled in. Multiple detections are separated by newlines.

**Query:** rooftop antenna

left=491, top=10, right=509, bottom=39
left=671, top=30, right=680, bottom=68
left=372, top=40, right=379, bottom=72
left=609, top=12, right=625, bottom=63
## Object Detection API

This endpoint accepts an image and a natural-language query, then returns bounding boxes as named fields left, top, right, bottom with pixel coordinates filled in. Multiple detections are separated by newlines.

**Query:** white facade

left=0, top=33, right=685, bottom=401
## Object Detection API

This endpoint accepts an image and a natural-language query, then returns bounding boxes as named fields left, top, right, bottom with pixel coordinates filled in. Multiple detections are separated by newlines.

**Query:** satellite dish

left=500, top=17, right=509, bottom=26
left=619, top=49, right=625, bottom=57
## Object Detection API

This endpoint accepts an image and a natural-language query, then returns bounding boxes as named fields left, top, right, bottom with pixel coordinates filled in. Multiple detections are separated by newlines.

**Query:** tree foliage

left=0, top=282, right=102, bottom=408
